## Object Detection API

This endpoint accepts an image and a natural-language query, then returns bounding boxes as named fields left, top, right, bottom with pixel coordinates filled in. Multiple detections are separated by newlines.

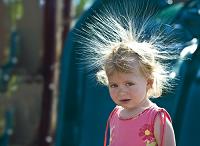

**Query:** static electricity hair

left=76, top=0, right=180, bottom=97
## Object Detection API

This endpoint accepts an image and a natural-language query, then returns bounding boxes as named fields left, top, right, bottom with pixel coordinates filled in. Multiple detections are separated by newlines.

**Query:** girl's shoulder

left=107, top=106, right=122, bottom=122
left=150, top=103, right=172, bottom=122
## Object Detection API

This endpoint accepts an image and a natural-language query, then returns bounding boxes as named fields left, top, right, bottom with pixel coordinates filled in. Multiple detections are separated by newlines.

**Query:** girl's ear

left=147, top=78, right=154, bottom=89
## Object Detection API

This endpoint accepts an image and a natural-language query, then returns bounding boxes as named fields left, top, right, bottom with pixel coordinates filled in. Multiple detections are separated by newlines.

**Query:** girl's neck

left=119, top=99, right=153, bottom=119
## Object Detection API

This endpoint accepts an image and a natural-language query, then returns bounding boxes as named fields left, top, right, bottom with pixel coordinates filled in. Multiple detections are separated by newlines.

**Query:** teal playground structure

left=56, top=0, right=200, bottom=146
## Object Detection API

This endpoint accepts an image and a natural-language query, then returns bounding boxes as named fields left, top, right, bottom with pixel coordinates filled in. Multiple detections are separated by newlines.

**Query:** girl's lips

left=120, top=99, right=131, bottom=103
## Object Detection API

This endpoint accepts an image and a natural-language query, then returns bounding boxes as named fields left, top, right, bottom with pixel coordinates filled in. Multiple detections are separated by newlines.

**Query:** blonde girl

left=78, top=1, right=178, bottom=146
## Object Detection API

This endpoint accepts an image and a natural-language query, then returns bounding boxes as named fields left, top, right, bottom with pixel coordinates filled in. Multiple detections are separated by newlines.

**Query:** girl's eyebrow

left=123, top=79, right=134, bottom=82
left=108, top=81, right=116, bottom=84
left=108, top=80, right=119, bottom=84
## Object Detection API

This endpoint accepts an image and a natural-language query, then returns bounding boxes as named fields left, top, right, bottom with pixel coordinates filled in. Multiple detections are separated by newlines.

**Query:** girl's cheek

left=110, top=91, right=117, bottom=98
left=110, top=90, right=115, bottom=96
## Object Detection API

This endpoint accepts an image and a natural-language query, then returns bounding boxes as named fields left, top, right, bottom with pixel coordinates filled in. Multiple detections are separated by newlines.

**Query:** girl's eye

left=126, top=82, right=135, bottom=86
left=109, top=84, right=118, bottom=88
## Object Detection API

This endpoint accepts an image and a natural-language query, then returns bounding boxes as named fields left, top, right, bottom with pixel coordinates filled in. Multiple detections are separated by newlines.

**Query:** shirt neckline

left=117, top=104, right=155, bottom=120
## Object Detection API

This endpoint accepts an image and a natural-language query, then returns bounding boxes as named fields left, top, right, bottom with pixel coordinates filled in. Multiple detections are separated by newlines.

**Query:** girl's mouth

left=120, top=99, right=131, bottom=103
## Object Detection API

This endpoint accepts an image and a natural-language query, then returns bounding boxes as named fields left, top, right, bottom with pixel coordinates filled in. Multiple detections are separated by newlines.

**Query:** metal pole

left=38, top=0, right=56, bottom=145
left=62, top=0, right=71, bottom=44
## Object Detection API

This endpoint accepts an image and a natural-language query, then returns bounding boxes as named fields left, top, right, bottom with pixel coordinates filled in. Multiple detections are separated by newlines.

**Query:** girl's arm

left=154, top=113, right=176, bottom=146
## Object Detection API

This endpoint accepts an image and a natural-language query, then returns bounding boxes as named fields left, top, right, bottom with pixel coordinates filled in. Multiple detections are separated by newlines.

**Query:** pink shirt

left=104, top=105, right=171, bottom=146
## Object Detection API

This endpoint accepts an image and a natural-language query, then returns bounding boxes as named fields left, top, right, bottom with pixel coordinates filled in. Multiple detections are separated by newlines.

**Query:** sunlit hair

left=76, top=0, right=180, bottom=97
left=97, top=42, right=168, bottom=97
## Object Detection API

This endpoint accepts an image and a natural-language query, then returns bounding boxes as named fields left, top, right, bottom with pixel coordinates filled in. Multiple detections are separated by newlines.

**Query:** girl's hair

left=77, top=0, right=180, bottom=97
left=96, top=41, right=168, bottom=97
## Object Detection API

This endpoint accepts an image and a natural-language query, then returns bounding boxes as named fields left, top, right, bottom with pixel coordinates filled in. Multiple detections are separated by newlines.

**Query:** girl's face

left=107, top=70, right=152, bottom=111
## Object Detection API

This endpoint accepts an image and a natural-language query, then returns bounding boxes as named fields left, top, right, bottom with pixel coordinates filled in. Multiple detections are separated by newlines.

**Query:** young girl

left=78, top=1, right=177, bottom=146
left=101, top=42, right=176, bottom=146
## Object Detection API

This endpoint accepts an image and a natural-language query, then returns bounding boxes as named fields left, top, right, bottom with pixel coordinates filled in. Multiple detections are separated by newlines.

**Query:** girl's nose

left=118, top=86, right=127, bottom=96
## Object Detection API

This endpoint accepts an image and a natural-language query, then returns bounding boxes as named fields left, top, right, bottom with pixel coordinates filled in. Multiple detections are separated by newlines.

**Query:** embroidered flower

left=139, top=124, right=156, bottom=144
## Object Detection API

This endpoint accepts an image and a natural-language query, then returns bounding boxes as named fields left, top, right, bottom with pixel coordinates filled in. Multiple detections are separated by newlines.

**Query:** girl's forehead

left=108, top=69, right=143, bottom=79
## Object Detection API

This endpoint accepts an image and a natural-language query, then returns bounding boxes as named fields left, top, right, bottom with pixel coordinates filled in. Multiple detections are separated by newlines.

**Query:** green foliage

left=75, top=0, right=91, bottom=18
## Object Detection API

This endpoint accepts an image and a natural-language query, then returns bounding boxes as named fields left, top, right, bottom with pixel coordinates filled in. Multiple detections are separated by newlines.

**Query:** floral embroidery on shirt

left=139, top=124, right=157, bottom=146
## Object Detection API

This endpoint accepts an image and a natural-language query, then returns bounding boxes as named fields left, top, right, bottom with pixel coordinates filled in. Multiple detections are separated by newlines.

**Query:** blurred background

left=0, top=0, right=199, bottom=146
